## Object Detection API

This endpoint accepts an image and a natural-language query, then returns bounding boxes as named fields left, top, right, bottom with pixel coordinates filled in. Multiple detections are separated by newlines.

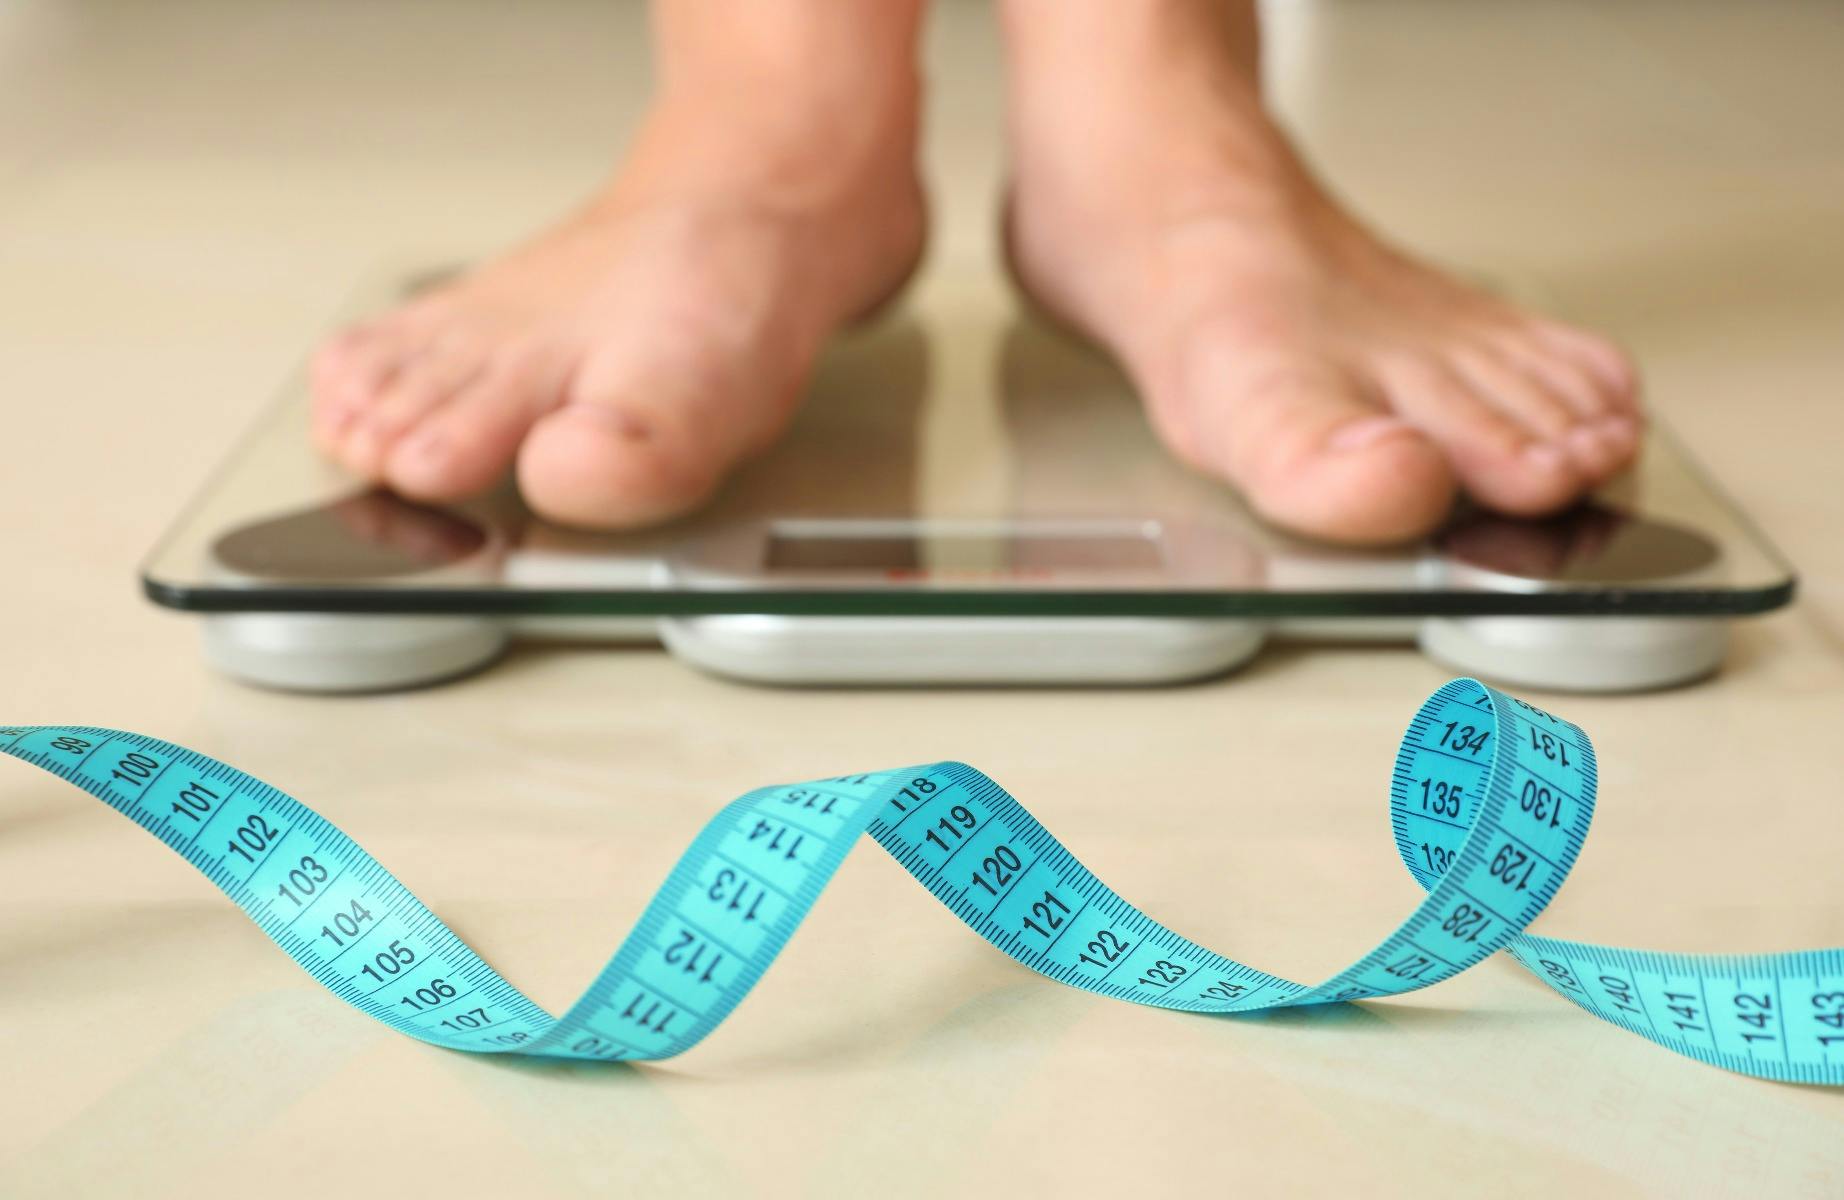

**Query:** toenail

left=605, top=409, right=656, bottom=444
left=557, top=402, right=656, bottom=445
left=1328, top=415, right=1414, bottom=453
left=1523, top=442, right=1569, bottom=474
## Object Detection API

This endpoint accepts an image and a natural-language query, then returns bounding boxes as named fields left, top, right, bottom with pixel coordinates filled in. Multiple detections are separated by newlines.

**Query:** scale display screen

left=763, top=530, right=1164, bottom=572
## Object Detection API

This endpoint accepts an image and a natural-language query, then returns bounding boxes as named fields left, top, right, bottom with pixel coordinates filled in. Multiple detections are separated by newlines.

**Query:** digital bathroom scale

left=142, top=269, right=1796, bottom=692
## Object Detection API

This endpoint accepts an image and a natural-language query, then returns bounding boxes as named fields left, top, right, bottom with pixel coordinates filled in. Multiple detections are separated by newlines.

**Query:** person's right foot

left=310, top=5, right=926, bottom=528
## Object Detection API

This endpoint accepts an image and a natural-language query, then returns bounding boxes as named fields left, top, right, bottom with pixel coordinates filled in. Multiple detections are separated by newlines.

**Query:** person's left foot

left=1001, top=0, right=1643, bottom=545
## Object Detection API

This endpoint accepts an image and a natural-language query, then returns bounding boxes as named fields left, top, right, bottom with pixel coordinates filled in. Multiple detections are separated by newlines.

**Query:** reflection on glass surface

left=1435, top=503, right=1720, bottom=586
left=142, top=269, right=1795, bottom=617
left=213, top=489, right=491, bottom=581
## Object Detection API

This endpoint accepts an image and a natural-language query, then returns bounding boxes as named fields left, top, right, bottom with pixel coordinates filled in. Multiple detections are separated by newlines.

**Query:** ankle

left=616, top=67, right=919, bottom=227
left=577, top=88, right=924, bottom=327
left=1003, top=3, right=1373, bottom=280
left=1013, top=33, right=1321, bottom=219
left=647, top=2, right=925, bottom=209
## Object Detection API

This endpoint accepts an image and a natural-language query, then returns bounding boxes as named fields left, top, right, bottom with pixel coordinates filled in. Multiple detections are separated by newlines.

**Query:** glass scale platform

left=142, top=270, right=1796, bottom=692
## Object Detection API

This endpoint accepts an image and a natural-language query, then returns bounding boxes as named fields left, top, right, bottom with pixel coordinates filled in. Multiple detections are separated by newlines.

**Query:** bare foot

left=310, top=2, right=926, bottom=528
left=1001, top=0, right=1643, bottom=545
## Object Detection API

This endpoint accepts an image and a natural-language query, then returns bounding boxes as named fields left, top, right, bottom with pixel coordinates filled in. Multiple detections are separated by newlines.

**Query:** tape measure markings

left=2, top=683, right=1841, bottom=1083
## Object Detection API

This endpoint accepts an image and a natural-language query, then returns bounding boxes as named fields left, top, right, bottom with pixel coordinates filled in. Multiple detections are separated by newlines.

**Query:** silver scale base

left=202, top=612, right=1728, bottom=694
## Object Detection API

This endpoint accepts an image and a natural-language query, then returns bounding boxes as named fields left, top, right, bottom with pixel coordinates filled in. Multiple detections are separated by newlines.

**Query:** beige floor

left=4, top=1, right=1844, bottom=1197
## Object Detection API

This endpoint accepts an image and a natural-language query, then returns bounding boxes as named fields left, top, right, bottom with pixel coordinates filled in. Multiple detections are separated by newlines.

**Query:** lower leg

left=311, top=0, right=928, bottom=528
left=1001, top=0, right=1641, bottom=544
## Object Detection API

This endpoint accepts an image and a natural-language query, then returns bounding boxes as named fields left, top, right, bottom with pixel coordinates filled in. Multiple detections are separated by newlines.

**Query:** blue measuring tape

left=4, top=679, right=1841, bottom=1083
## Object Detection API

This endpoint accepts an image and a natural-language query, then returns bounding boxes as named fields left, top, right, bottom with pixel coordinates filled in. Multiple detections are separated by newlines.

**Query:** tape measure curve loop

left=2, top=680, right=1839, bottom=1084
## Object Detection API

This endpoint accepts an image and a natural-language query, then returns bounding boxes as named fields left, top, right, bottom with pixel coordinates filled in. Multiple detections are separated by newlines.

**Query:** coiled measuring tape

left=4, top=679, right=1841, bottom=1084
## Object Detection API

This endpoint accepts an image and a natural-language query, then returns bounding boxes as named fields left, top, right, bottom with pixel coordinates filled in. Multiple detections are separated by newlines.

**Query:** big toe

left=516, top=407, right=731, bottom=530
left=515, top=354, right=767, bottom=529
left=1168, top=341, right=1459, bottom=545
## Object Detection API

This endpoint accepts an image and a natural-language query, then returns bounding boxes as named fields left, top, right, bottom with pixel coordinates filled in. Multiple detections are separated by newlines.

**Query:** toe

left=314, top=318, right=439, bottom=476
left=382, top=341, right=573, bottom=502
left=1448, top=343, right=1579, bottom=443
left=1445, top=343, right=1631, bottom=479
left=309, top=323, right=399, bottom=452
left=1377, top=352, right=1586, bottom=517
left=1558, top=417, right=1637, bottom=482
left=1530, top=321, right=1643, bottom=415
left=516, top=407, right=721, bottom=530
left=1170, top=339, right=1459, bottom=545
left=340, top=340, right=486, bottom=478
left=1479, top=325, right=1643, bottom=483
left=1590, top=409, right=1641, bottom=472
left=1487, top=327, right=1612, bottom=421
left=514, top=355, right=756, bottom=530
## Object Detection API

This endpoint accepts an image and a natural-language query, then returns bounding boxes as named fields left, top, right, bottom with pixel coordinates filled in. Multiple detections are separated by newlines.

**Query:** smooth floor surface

left=3, top=2, right=1843, bottom=1196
